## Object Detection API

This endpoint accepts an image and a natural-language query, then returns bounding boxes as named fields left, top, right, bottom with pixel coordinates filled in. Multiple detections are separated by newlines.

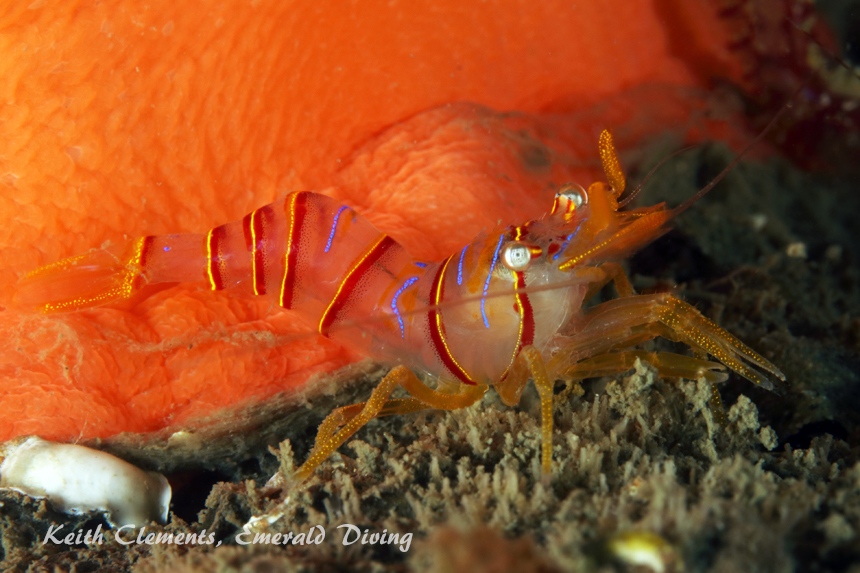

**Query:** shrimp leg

left=553, top=350, right=730, bottom=424
left=293, top=367, right=487, bottom=482
left=555, top=293, right=784, bottom=388
left=561, top=350, right=728, bottom=384
left=579, top=261, right=636, bottom=302
left=494, top=345, right=555, bottom=485
left=570, top=262, right=731, bottom=421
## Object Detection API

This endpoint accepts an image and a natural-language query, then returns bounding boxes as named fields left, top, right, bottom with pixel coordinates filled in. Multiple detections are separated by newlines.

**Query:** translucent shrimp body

left=15, top=130, right=784, bottom=483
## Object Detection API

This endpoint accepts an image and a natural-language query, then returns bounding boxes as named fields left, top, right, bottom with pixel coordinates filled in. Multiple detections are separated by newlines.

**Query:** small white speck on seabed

left=786, top=242, right=808, bottom=258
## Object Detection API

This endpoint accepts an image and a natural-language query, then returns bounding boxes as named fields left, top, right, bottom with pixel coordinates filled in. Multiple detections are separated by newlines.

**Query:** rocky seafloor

left=1, top=135, right=859, bottom=573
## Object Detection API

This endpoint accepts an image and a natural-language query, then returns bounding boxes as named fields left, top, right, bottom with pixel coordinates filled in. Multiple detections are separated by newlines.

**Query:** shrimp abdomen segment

left=205, top=192, right=418, bottom=344
left=204, top=193, right=389, bottom=306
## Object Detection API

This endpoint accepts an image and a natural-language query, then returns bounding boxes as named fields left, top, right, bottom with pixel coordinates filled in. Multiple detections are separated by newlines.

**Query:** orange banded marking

left=206, top=226, right=228, bottom=291
left=319, top=234, right=396, bottom=336
left=427, top=255, right=476, bottom=385
left=280, top=192, right=310, bottom=309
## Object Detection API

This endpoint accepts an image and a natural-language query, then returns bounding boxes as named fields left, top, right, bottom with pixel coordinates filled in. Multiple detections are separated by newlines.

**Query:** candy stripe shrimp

left=14, top=129, right=785, bottom=485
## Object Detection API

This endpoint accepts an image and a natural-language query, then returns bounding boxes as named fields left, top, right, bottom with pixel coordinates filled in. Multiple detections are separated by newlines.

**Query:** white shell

left=0, top=436, right=171, bottom=527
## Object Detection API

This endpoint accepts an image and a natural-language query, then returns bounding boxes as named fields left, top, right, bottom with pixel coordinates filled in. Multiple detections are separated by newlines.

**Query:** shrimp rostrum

left=15, top=130, right=785, bottom=484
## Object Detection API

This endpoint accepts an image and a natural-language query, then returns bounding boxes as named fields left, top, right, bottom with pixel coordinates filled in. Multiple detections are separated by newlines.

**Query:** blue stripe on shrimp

left=481, top=234, right=505, bottom=329
left=391, top=277, right=419, bottom=337
left=552, top=221, right=583, bottom=261
left=457, top=245, right=468, bottom=286
left=324, top=205, right=349, bottom=253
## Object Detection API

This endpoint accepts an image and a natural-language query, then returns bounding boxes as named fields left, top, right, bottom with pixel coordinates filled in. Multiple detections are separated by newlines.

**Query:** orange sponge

left=0, top=0, right=748, bottom=441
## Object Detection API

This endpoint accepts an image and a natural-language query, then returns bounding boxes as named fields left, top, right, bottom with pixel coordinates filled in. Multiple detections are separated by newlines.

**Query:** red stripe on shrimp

left=500, top=226, right=536, bottom=379
left=242, top=208, right=268, bottom=296
left=206, top=225, right=228, bottom=291
left=319, top=234, right=396, bottom=336
left=427, top=255, right=477, bottom=385
left=131, top=235, right=156, bottom=292
left=280, top=192, right=311, bottom=309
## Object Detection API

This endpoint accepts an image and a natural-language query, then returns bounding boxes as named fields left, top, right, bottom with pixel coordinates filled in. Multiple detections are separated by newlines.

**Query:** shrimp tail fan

left=14, top=241, right=151, bottom=313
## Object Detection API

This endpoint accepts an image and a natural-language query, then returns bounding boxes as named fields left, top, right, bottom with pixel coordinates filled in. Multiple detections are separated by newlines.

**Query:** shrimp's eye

left=502, top=241, right=541, bottom=271
left=551, top=183, right=588, bottom=218
left=557, top=183, right=588, bottom=207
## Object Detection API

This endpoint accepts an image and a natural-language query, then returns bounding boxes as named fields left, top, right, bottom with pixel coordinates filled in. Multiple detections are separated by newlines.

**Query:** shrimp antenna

left=785, top=17, right=860, bottom=81
left=617, top=145, right=695, bottom=209
left=669, top=79, right=807, bottom=220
